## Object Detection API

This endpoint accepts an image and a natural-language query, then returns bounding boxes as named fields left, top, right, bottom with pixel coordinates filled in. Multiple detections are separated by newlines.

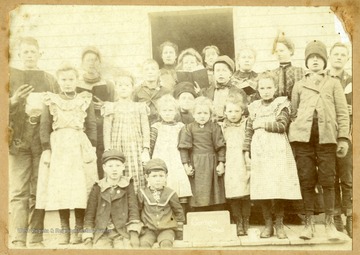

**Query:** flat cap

left=213, top=55, right=235, bottom=73
left=144, top=158, right=168, bottom=174
left=102, top=149, right=125, bottom=164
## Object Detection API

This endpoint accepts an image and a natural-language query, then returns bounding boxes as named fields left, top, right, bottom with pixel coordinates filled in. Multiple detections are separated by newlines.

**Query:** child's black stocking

left=74, top=208, right=85, bottom=229
left=59, top=209, right=70, bottom=229
left=58, top=209, right=71, bottom=244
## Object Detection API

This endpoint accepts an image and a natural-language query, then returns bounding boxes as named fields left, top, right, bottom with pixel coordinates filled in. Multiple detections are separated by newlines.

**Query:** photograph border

left=0, top=0, right=359, bottom=254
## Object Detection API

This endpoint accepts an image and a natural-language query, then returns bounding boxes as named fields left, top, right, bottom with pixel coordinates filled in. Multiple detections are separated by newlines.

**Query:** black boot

left=333, top=215, right=344, bottom=232
left=59, top=210, right=70, bottom=245
left=260, top=218, right=274, bottom=238
left=260, top=200, right=273, bottom=238
left=236, top=217, right=245, bottom=236
left=275, top=216, right=287, bottom=239
left=243, top=217, right=250, bottom=235
left=346, top=209, right=352, bottom=238
left=70, top=209, right=84, bottom=244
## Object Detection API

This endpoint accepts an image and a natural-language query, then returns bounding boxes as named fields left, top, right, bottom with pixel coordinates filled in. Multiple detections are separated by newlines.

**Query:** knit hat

left=144, top=158, right=168, bottom=174
left=173, top=81, right=197, bottom=99
left=305, top=40, right=327, bottom=69
left=213, top=55, right=235, bottom=73
left=102, top=149, right=125, bottom=164
left=82, top=46, right=101, bottom=62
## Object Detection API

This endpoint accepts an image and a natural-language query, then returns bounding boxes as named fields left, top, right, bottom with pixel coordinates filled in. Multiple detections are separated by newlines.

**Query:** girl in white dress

left=150, top=95, right=192, bottom=216
left=37, top=63, right=98, bottom=245
left=243, top=72, right=301, bottom=239
left=220, top=94, right=250, bottom=236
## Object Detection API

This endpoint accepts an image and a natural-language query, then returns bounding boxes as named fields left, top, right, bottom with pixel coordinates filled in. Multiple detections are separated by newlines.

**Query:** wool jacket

left=289, top=73, right=350, bottom=144
left=83, top=177, right=141, bottom=243
left=133, top=83, right=170, bottom=125
left=9, top=67, right=59, bottom=153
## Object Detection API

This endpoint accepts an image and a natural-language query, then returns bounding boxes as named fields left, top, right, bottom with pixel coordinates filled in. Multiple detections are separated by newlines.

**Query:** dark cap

left=144, top=158, right=168, bottom=174
left=305, top=40, right=328, bottom=69
left=102, top=149, right=125, bottom=164
left=213, top=55, right=235, bottom=73
left=173, top=81, right=197, bottom=99
left=82, top=46, right=101, bottom=62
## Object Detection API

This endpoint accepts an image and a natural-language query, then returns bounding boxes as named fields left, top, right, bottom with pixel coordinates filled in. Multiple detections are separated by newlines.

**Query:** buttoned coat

left=289, top=74, right=349, bottom=144
left=83, top=177, right=141, bottom=243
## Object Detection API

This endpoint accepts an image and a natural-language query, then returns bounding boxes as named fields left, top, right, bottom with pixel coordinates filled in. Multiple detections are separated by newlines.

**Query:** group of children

left=9, top=35, right=352, bottom=249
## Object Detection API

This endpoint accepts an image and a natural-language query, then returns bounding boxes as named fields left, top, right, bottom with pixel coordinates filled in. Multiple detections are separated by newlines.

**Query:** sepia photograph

left=3, top=3, right=355, bottom=253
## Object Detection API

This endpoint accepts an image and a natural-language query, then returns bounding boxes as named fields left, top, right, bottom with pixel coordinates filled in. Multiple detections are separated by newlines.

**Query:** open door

left=149, top=8, right=235, bottom=67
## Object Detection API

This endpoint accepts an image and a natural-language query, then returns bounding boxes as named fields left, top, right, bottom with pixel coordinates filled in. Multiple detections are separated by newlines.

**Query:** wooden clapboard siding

left=9, top=5, right=153, bottom=79
left=232, top=6, right=348, bottom=73
left=9, top=5, right=351, bottom=79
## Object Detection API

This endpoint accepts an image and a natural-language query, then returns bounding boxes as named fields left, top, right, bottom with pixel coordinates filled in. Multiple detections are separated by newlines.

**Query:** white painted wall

left=9, top=5, right=351, bottom=81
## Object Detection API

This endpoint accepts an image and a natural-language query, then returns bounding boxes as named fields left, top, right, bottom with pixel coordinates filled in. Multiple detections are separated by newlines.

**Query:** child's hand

left=10, top=84, right=34, bottom=105
left=194, top=81, right=201, bottom=94
left=93, top=101, right=104, bottom=111
left=336, top=139, right=349, bottom=158
left=129, top=231, right=140, bottom=248
left=42, top=149, right=51, bottom=166
left=141, top=148, right=150, bottom=165
left=252, top=119, right=265, bottom=130
left=184, top=164, right=194, bottom=177
left=216, top=162, right=225, bottom=176
left=83, top=238, right=93, bottom=248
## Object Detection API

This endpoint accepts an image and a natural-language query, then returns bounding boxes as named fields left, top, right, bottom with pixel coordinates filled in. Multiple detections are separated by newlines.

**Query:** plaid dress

left=102, top=101, right=150, bottom=193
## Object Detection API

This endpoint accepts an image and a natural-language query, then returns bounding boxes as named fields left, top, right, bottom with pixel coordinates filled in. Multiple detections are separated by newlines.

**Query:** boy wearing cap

left=77, top=46, right=115, bottom=179
left=83, top=149, right=141, bottom=249
left=173, top=81, right=198, bottom=124
left=202, top=55, right=246, bottom=122
left=289, top=40, right=350, bottom=241
left=138, top=158, right=185, bottom=248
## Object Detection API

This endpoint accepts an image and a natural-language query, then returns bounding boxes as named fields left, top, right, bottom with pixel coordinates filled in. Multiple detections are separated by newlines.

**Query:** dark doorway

left=149, top=8, right=235, bottom=67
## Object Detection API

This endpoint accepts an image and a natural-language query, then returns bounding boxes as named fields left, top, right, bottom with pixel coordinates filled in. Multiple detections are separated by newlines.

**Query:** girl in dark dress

left=178, top=96, right=226, bottom=211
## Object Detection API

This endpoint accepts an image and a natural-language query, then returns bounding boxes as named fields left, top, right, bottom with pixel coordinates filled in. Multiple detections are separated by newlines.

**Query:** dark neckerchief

left=215, top=80, right=231, bottom=89
left=148, top=186, right=164, bottom=203
left=279, top=62, right=292, bottom=69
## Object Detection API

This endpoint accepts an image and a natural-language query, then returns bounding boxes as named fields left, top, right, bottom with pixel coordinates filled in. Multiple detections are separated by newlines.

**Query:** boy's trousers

left=292, top=118, right=337, bottom=216
left=9, top=121, right=45, bottom=244
left=335, top=140, right=352, bottom=215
